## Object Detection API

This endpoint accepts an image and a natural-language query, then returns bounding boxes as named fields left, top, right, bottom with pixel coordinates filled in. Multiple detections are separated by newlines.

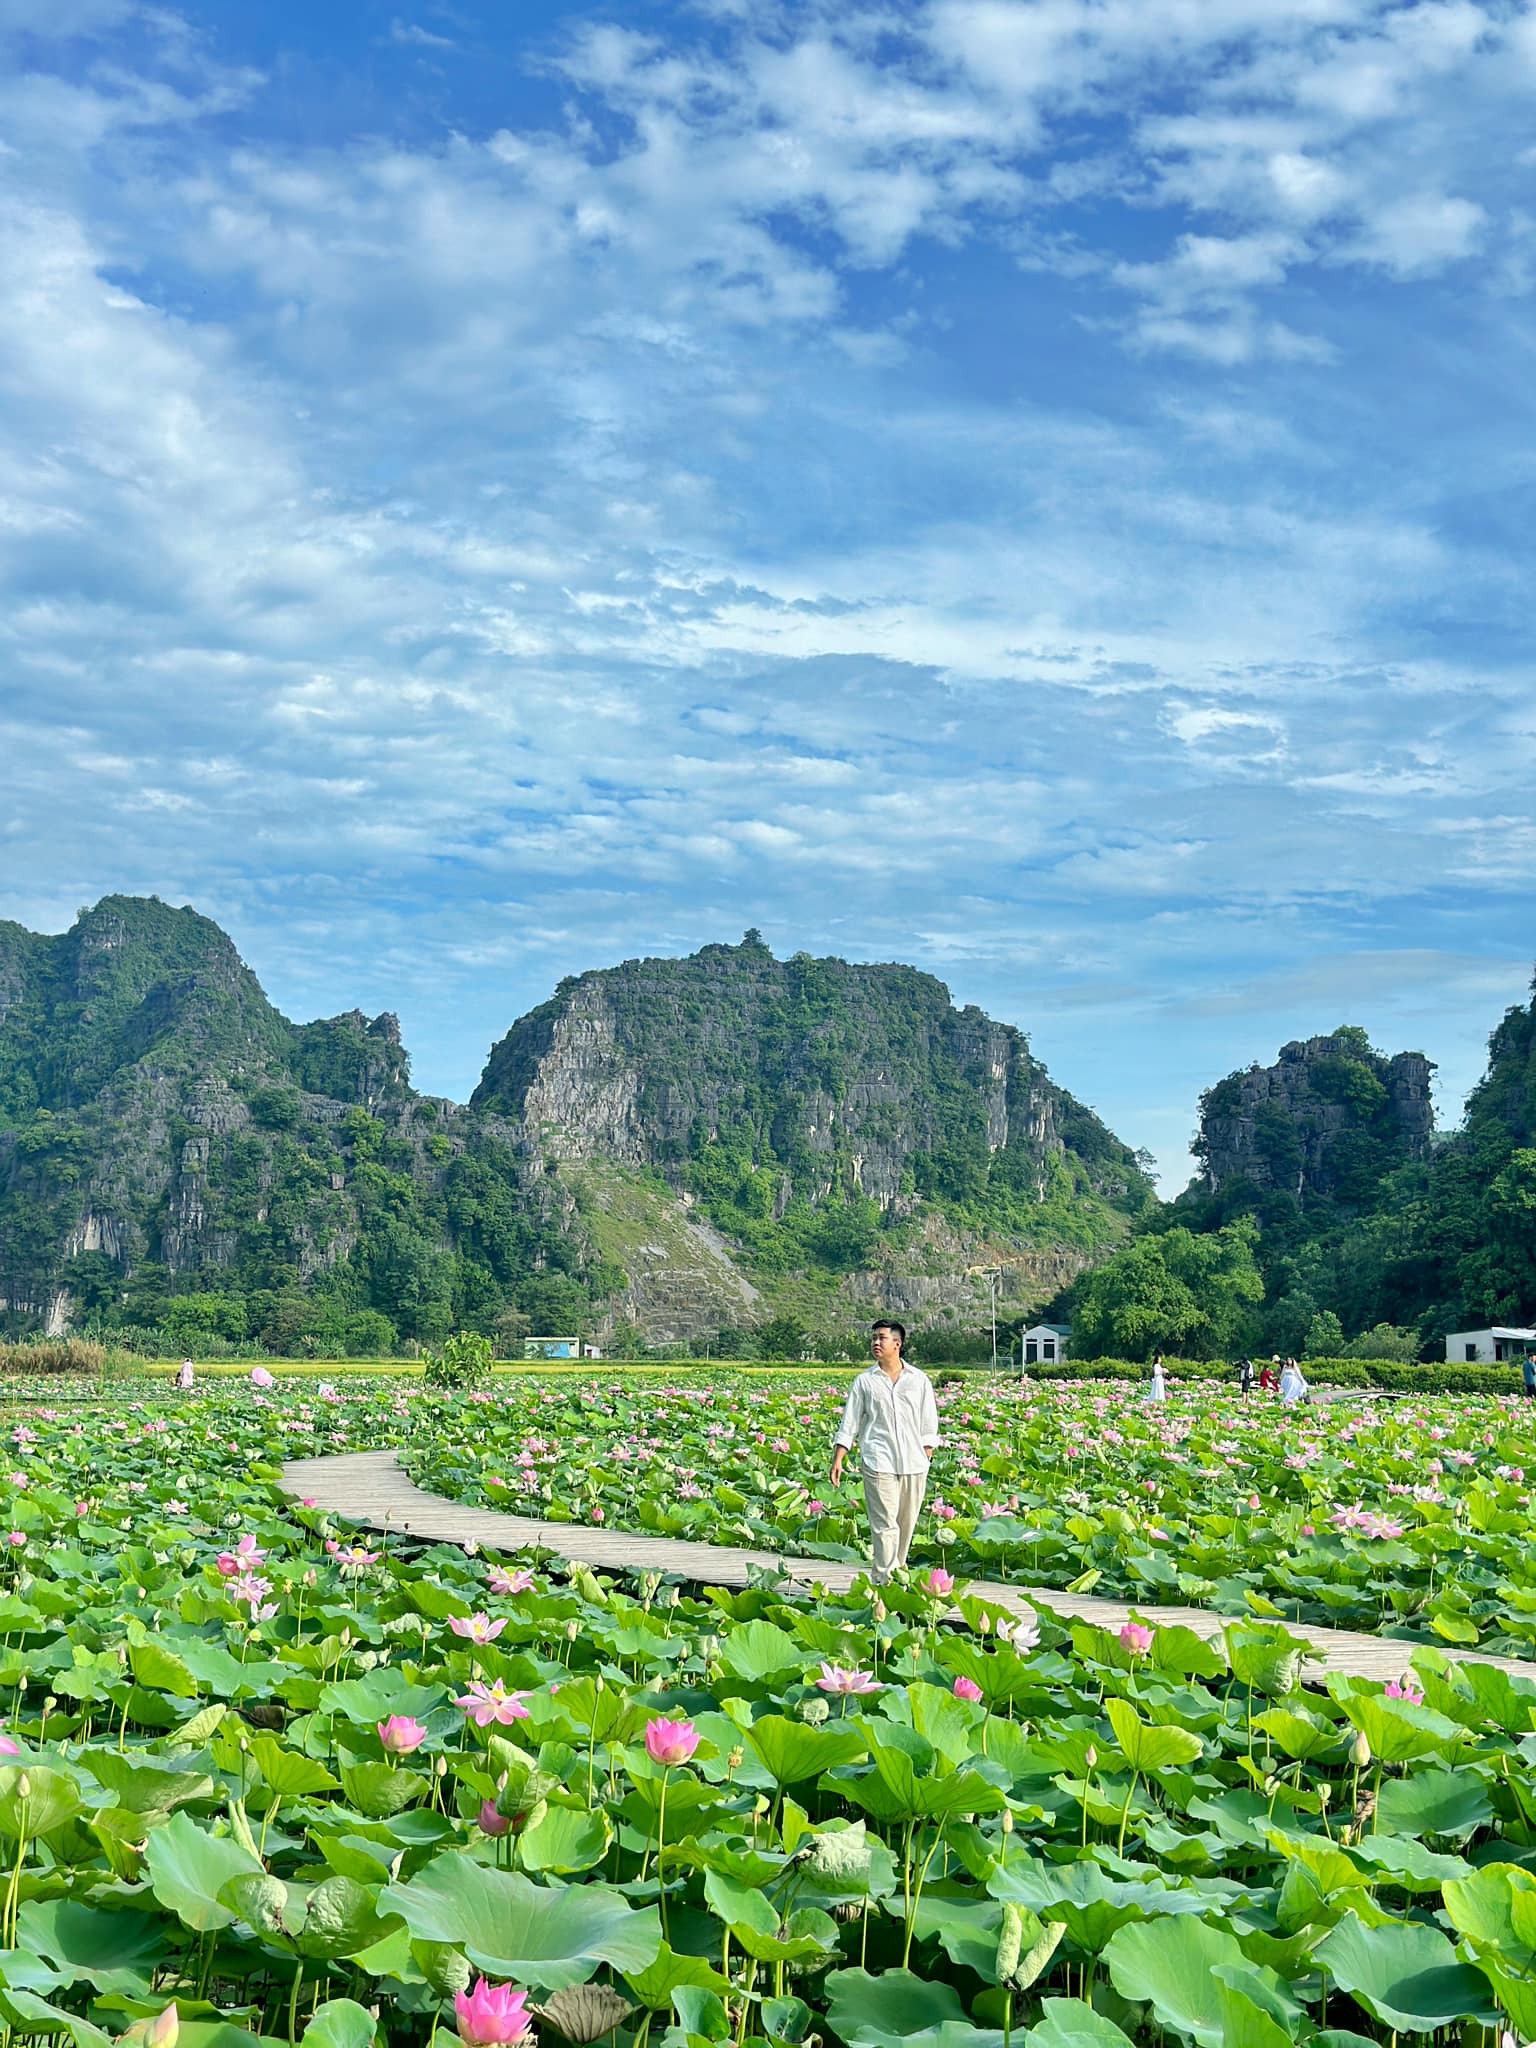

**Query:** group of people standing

left=1146, top=1353, right=1309, bottom=1404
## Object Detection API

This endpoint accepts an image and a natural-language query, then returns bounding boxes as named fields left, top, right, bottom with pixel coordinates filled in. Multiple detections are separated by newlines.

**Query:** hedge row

left=1024, top=1355, right=1524, bottom=1397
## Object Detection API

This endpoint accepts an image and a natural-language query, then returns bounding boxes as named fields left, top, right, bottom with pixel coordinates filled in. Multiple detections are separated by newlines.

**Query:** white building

left=1445, top=1326, right=1536, bottom=1363
left=1022, top=1322, right=1071, bottom=1365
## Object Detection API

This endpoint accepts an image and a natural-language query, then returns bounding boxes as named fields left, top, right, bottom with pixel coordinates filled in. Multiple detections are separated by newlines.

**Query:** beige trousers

left=863, top=1471, right=927, bottom=1581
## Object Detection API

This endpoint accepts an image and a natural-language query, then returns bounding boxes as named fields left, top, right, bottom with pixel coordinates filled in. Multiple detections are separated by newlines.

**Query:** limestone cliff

left=0, top=904, right=1151, bottom=1350
left=1192, top=1028, right=1434, bottom=1209
left=472, top=936, right=1152, bottom=1335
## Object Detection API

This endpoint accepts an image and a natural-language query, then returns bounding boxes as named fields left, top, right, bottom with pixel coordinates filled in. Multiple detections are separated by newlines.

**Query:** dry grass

left=0, top=1337, right=111, bottom=1376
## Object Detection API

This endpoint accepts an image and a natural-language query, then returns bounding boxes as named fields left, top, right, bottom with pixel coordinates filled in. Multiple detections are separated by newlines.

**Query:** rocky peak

left=1194, top=1027, right=1434, bottom=1208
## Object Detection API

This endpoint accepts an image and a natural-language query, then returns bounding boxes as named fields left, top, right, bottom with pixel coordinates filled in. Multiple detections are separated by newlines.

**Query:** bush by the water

left=1024, top=1353, right=1518, bottom=1395
left=423, top=1328, right=494, bottom=1387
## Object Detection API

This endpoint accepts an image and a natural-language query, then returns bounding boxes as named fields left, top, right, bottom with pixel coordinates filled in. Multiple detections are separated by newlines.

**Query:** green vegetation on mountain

left=475, top=933, right=1152, bottom=1279
left=1057, top=995, right=1536, bottom=1360
left=0, top=902, right=1151, bottom=1354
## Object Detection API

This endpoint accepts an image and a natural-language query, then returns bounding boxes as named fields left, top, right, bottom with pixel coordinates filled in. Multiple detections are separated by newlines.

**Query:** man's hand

left=830, top=1450, right=846, bottom=1486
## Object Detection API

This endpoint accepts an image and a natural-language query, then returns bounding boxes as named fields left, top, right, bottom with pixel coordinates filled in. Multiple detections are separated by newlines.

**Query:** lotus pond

left=0, top=1375, right=1535, bottom=2048
left=412, top=1374, right=1536, bottom=1660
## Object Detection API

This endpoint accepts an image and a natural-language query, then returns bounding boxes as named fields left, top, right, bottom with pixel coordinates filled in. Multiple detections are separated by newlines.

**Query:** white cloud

left=1347, top=190, right=1486, bottom=274
left=0, top=0, right=1532, bottom=1186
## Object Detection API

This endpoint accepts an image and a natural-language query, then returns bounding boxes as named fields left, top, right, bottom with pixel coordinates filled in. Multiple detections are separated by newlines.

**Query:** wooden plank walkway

left=280, top=1449, right=1535, bottom=1689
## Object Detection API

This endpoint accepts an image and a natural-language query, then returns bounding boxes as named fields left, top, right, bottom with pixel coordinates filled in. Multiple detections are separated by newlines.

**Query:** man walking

left=829, top=1319, right=940, bottom=1582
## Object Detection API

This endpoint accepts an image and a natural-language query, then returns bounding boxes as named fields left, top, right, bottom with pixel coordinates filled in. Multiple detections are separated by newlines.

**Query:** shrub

left=423, top=1330, right=493, bottom=1388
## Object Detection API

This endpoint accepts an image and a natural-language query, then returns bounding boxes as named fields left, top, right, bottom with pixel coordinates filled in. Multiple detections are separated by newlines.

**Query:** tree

left=756, top=1313, right=808, bottom=1360
left=1303, top=1310, right=1344, bottom=1358
left=1070, top=1221, right=1264, bottom=1360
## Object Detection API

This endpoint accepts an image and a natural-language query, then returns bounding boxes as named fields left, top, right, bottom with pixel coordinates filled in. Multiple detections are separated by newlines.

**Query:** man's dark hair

left=872, top=1318, right=907, bottom=1346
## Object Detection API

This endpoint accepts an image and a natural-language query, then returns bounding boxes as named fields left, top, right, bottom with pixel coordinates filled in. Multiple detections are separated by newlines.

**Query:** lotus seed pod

left=727, top=1747, right=744, bottom=1771
left=1350, top=1729, right=1371, bottom=1767
left=1317, top=1782, right=1331, bottom=1807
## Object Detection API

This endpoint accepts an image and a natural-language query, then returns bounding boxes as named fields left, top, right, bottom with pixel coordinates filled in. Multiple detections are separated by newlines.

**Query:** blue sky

left=3, top=0, right=1534, bottom=1191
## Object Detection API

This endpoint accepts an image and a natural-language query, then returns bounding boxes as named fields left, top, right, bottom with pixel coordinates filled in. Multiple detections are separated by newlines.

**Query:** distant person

left=1260, top=1357, right=1280, bottom=1393
left=1278, top=1357, right=1308, bottom=1407
left=829, top=1319, right=939, bottom=1583
left=1148, top=1356, right=1167, bottom=1403
left=1236, top=1357, right=1255, bottom=1395
left=175, top=1358, right=195, bottom=1391
left=1523, top=1350, right=1536, bottom=1401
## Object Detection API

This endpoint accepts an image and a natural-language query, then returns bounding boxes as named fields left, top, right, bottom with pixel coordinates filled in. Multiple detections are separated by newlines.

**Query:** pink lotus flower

left=952, top=1675, right=984, bottom=1703
left=477, top=1797, right=511, bottom=1838
left=0, top=1730, right=19, bottom=1757
left=378, top=1715, right=427, bottom=1756
left=250, top=1367, right=275, bottom=1390
left=815, top=1663, right=881, bottom=1696
left=217, top=1534, right=266, bottom=1577
left=454, top=1977, right=531, bottom=2046
left=487, top=1568, right=535, bottom=1596
left=325, top=1539, right=382, bottom=1571
left=1384, top=1677, right=1425, bottom=1705
left=924, top=1567, right=956, bottom=1597
left=448, top=1612, right=507, bottom=1644
left=1119, top=1622, right=1155, bottom=1656
left=643, top=1716, right=699, bottom=1766
left=457, top=1680, right=531, bottom=1728
left=5, top=1532, right=22, bottom=1549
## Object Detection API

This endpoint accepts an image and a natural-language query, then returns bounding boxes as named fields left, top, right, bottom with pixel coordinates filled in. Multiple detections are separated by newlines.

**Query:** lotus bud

left=872, top=1598, right=887, bottom=1623
left=595, top=1673, right=605, bottom=1694
left=566, top=1619, right=580, bottom=1642
left=436, top=1755, right=448, bottom=1777
left=146, top=2004, right=179, bottom=2048
left=340, top=1628, right=352, bottom=1649
left=996, top=1901, right=1025, bottom=1982
left=977, top=1612, right=991, bottom=1635
left=16, top=1773, right=29, bottom=1797
left=244, top=1875, right=288, bottom=1936
left=1084, top=1745, right=1097, bottom=1771
left=436, top=1949, right=472, bottom=1998
left=1317, top=1782, right=1331, bottom=1807
left=1350, top=1729, right=1371, bottom=1767
left=1001, top=1807, right=1015, bottom=1834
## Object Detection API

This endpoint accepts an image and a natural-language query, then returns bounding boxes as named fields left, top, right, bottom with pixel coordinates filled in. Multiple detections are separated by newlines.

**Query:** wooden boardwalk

left=280, top=1449, right=1534, bottom=1689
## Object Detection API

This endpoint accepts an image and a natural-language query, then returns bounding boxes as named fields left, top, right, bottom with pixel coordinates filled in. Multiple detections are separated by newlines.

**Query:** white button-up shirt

left=833, top=1362, right=940, bottom=1475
